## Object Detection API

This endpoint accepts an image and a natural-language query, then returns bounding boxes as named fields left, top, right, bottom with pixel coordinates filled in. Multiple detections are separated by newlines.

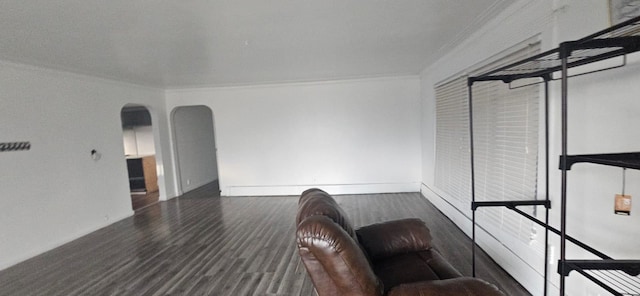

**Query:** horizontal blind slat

left=435, top=41, right=541, bottom=249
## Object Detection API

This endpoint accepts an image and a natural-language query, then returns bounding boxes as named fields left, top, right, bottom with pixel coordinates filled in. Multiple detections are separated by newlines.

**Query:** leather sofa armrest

left=297, top=215, right=384, bottom=295
left=387, top=277, right=506, bottom=296
left=356, top=218, right=432, bottom=260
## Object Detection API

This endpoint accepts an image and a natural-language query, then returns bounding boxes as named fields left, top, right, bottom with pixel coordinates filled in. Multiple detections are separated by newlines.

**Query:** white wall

left=122, top=125, right=156, bottom=156
left=166, top=76, right=422, bottom=196
left=172, top=106, right=218, bottom=193
left=122, top=128, right=138, bottom=155
left=0, top=61, right=173, bottom=271
left=420, top=0, right=640, bottom=295
left=133, top=125, right=156, bottom=155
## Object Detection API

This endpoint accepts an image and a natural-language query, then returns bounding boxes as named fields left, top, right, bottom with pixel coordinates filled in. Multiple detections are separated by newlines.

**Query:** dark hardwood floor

left=131, top=190, right=160, bottom=211
left=0, top=184, right=529, bottom=295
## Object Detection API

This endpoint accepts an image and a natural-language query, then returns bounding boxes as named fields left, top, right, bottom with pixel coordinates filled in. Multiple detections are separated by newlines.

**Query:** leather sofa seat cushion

left=373, top=250, right=462, bottom=293
left=387, top=277, right=506, bottom=296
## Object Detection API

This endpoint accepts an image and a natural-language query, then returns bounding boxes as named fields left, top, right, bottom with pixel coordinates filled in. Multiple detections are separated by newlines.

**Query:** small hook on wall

left=0, top=141, right=31, bottom=152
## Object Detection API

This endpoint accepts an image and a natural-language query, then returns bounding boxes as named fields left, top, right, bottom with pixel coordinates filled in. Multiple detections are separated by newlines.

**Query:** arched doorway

left=172, top=106, right=219, bottom=195
left=121, top=105, right=160, bottom=210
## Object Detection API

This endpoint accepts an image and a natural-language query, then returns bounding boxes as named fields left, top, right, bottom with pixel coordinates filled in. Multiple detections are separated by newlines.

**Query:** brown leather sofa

left=295, top=188, right=505, bottom=296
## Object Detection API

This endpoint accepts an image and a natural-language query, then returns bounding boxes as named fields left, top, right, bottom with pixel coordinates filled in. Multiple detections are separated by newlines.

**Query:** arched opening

left=121, top=105, right=160, bottom=210
left=171, top=105, right=220, bottom=195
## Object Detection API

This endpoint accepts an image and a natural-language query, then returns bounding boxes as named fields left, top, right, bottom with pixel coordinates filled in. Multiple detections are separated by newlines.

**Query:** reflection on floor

left=181, top=180, right=220, bottom=199
left=130, top=190, right=159, bottom=211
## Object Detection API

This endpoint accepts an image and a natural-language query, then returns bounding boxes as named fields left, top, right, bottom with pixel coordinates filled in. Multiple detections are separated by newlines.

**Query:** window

left=435, top=41, right=541, bottom=245
left=435, top=76, right=471, bottom=206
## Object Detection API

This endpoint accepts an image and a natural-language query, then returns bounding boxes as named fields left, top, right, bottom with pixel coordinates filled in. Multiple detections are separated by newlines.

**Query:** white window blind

left=435, top=76, right=471, bottom=205
left=435, top=41, right=541, bottom=245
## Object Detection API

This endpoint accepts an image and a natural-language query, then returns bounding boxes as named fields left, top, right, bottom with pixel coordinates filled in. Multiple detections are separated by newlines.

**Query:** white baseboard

left=223, top=182, right=421, bottom=196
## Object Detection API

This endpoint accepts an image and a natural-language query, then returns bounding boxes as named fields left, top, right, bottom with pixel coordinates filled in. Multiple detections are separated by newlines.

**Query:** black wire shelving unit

left=468, top=16, right=640, bottom=296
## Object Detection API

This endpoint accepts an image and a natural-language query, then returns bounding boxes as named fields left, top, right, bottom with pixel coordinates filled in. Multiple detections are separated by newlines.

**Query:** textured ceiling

left=0, top=0, right=514, bottom=88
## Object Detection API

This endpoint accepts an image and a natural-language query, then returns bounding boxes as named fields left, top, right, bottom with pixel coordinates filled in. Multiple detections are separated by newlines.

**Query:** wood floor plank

left=0, top=184, right=529, bottom=295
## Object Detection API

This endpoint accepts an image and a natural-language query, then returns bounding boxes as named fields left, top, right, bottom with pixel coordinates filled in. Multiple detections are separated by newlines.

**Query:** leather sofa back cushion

left=356, top=218, right=432, bottom=260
